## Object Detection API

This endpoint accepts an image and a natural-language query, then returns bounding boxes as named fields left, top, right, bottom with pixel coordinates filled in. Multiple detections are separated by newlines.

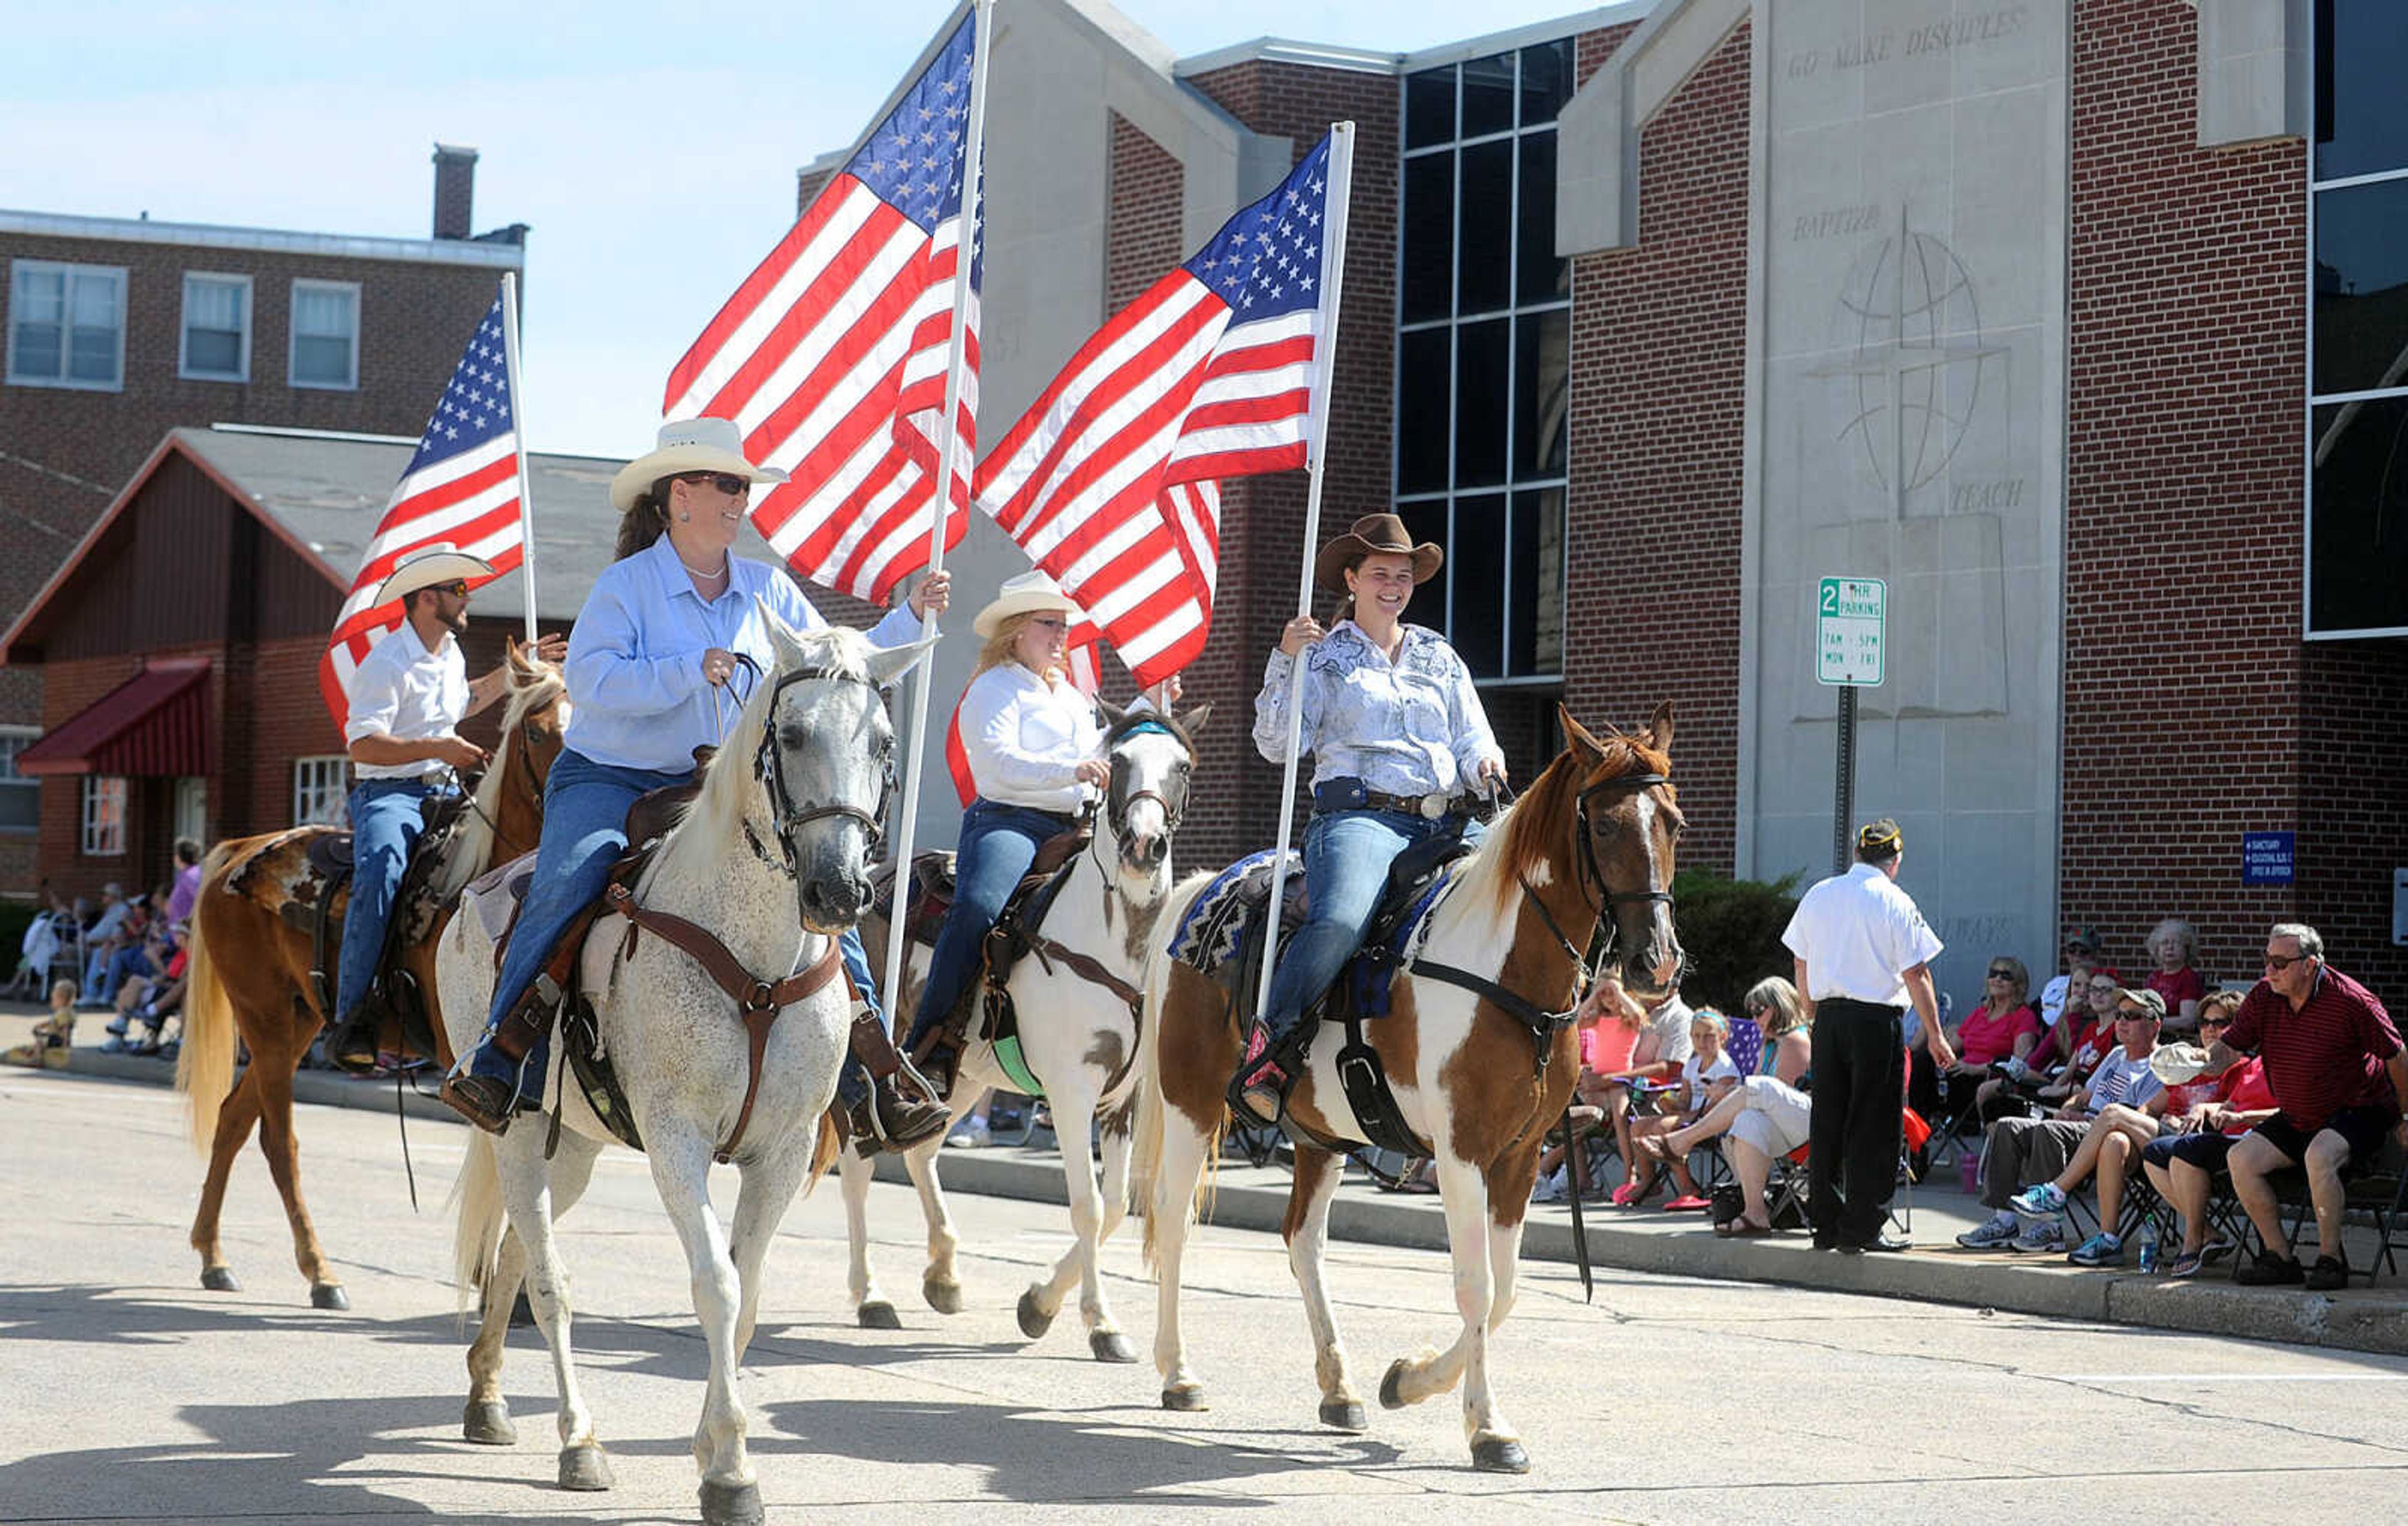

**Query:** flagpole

left=1254, top=122, right=1354, bottom=1029
left=884, top=0, right=991, bottom=1009
left=498, top=271, right=539, bottom=645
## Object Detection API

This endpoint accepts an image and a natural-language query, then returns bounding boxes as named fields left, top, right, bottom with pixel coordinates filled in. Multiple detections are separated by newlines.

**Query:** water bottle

left=2136, top=1219, right=2158, bottom=1274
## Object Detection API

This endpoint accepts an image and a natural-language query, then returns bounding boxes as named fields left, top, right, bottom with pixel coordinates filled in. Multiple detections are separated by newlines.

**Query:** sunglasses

left=2263, top=953, right=2305, bottom=972
left=431, top=580, right=470, bottom=598
left=1986, top=968, right=2015, bottom=980
left=2200, top=1015, right=2232, bottom=1027
left=2088, top=982, right=2117, bottom=994
left=2116, top=1009, right=2158, bottom=1022
left=679, top=471, right=752, bottom=496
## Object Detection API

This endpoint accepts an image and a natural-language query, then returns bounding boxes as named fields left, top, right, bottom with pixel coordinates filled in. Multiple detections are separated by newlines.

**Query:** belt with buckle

left=1365, top=788, right=1457, bottom=821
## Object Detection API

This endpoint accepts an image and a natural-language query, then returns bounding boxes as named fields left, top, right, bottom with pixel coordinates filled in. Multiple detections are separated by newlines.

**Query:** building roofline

left=1170, top=4, right=1658, bottom=81
left=203, top=420, right=625, bottom=467
left=1175, top=38, right=1402, bottom=78
left=0, top=209, right=525, bottom=269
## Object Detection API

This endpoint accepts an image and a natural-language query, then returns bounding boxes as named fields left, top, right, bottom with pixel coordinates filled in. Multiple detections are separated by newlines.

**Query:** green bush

left=0, top=902, right=35, bottom=977
left=1670, top=868, right=1802, bottom=1016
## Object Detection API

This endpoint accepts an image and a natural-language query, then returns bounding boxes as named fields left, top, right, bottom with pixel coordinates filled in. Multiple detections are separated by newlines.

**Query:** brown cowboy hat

left=1313, top=513, right=1442, bottom=595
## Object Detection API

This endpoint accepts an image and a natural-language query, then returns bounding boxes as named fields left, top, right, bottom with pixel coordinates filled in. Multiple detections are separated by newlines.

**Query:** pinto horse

left=172, top=641, right=567, bottom=1307
left=835, top=702, right=1207, bottom=1355
left=1136, top=702, right=1683, bottom=1473
left=444, top=622, right=924, bottom=1525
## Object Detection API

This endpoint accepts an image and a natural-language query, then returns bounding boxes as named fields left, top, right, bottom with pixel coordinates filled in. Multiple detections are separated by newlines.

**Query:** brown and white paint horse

left=172, top=641, right=567, bottom=1307
left=1135, top=703, right=1682, bottom=1473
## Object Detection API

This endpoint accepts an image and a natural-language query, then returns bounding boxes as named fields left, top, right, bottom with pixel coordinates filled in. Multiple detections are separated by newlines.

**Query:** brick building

left=835, top=0, right=2405, bottom=999
left=0, top=145, right=524, bottom=892
left=0, top=426, right=620, bottom=903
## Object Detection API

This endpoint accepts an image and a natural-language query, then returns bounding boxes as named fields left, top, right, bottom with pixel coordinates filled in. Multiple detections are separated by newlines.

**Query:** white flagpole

left=498, top=271, right=539, bottom=645
left=1254, top=123, right=1354, bottom=1028
left=883, top=0, right=991, bottom=1008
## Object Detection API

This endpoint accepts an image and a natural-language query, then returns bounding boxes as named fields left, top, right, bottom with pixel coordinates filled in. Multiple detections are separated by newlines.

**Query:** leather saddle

left=284, top=791, right=473, bottom=1063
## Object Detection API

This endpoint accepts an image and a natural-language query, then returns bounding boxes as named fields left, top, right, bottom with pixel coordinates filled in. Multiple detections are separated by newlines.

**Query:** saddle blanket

left=1168, top=850, right=1300, bottom=976
left=464, top=850, right=536, bottom=947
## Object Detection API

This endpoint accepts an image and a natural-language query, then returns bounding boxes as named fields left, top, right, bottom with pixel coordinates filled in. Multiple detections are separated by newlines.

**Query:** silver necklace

left=675, top=547, right=730, bottom=581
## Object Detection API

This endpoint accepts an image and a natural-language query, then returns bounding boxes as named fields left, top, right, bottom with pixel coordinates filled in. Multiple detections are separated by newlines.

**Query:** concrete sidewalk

left=16, top=1001, right=2408, bottom=1358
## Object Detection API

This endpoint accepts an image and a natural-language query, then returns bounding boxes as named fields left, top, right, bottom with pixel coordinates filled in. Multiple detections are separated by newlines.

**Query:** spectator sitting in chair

left=2145, top=917, right=2209, bottom=1033
left=1618, top=1008, right=1741, bottom=1209
left=1634, top=977, right=1813, bottom=1236
left=1915, top=954, right=2040, bottom=1128
left=1532, top=977, right=1647, bottom=1204
left=1956, top=987, right=2167, bottom=1256
left=2140, top=998, right=2278, bottom=1278
left=77, top=884, right=135, bottom=1005
left=1590, top=984, right=1696, bottom=1199
left=2037, top=929, right=2103, bottom=1031
left=2224, top=923, right=2405, bottom=1291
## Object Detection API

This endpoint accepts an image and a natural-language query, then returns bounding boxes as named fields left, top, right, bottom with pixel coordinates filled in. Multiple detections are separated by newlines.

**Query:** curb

left=49, top=1039, right=2408, bottom=1357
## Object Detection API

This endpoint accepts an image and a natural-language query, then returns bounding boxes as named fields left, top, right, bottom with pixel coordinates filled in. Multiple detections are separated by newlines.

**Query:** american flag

left=976, top=133, right=1339, bottom=686
left=663, top=10, right=980, bottom=605
left=319, top=292, right=521, bottom=729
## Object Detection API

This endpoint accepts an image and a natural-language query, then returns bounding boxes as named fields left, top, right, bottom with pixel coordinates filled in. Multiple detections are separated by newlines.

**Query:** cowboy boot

left=328, top=1005, right=382, bottom=1075
left=845, top=1074, right=951, bottom=1157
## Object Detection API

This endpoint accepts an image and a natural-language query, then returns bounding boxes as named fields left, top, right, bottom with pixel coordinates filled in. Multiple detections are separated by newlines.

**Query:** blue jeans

left=469, top=748, right=887, bottom=1103
left=1260, top=808, right=1481, bottom=1051
left=335, top=778, right=445, bottom=1023
left=903, top=799, right=1074, bottom=1057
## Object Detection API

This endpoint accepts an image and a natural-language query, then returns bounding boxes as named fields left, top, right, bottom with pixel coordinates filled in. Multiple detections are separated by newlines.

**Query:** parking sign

left=1817, top=577, right=1886, bottom=687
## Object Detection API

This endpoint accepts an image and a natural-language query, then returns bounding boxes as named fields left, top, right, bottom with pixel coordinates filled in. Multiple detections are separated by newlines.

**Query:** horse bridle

left=742, top=660, right=897, bottom=924
left=1100, top=717, right=1190, bottom=845
left=1516, top=766, right=1675, bottom=987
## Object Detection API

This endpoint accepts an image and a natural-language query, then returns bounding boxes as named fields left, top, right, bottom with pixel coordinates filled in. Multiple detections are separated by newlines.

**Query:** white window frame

left=292, top=755, right=351, bottom=826
left=7, top=259, right=127, bottom=391
left=288, top=278, right=361, bottom=391
left=0, top=724, right=38, bottom=835
left=179, top=271, right=253, bottom=382
left=80, top=776, right=127, bottom=857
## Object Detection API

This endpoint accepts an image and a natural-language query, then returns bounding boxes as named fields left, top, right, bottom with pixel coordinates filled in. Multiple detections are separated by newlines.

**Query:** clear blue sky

left=6, top=1, right=1610, bottom=458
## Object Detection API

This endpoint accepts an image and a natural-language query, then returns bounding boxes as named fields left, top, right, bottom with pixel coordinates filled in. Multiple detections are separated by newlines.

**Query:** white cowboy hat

left=609, top=416, right=789, bottom=512
left=374, top=543, right=495, bottom=606
left=973, top=569, right=1084, bottom=639
left=2150, top=1043, right=2213, bottom=1087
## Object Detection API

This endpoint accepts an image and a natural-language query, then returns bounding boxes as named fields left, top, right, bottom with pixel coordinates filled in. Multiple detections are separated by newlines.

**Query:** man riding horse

left=328, top=544, right=565, bottom=1073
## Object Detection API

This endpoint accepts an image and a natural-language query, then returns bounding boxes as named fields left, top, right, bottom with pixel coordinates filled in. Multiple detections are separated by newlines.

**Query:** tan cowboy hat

left=2150, top=1043, right=2212, bottom=1087
left=973, top=569, right=1084, bottom=639
left=609, top=416, right=789, bottom=512
left=374, top=543, right=495, bottom=606
left=1314, top=512, right=1442, bottom=594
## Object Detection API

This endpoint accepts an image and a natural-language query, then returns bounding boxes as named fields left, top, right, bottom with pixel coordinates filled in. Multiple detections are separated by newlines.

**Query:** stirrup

left=327, top=1009, right=381, bottom=1075
left=1227, top=1024, right=1296, bottom=1130
left=438, top=1041, right=533, bottom=1137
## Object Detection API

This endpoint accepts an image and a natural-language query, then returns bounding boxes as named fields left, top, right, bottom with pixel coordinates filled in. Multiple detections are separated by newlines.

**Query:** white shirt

left=1252, top=621, right=1503, bottom=797
left=957, top=663, right=1103, bottom=814
left=1782, top=861, right=1945, bottom=1006
left=345, top=621, right=470, bottom=781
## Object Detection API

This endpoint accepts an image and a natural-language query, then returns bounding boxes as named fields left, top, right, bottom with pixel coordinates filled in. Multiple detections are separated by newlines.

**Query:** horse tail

left=801, top=1107, right=843, bottom=1197
left=1136, top=870, right=1220, bottom=1272
left=450, top=1130, right=506, bottom=1313
left=174, top=873, right=238, bottom=1156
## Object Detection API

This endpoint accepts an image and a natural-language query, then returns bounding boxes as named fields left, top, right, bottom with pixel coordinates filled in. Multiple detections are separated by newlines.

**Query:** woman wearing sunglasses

left=443, top=418, right=951, bottom=1149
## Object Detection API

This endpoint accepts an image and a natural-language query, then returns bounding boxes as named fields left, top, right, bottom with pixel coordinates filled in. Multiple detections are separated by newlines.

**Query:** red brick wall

left=1562, top=18, right=1748, bottom=875
left=1172, top=61, right=1402, bottom=871
left=2059, top=0, right=2350, bottom=985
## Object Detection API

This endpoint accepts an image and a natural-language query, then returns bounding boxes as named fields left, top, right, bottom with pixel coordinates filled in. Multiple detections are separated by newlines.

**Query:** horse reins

left=739, top=660, right=896, bottom=934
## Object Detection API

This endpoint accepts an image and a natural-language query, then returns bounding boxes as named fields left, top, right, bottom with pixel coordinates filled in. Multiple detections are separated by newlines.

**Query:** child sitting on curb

left=2, top=981, right=79, bottom=1070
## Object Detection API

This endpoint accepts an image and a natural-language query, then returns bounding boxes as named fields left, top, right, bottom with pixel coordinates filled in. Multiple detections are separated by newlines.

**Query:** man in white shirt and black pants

left=1783, top=819, right=1954, bottom=1252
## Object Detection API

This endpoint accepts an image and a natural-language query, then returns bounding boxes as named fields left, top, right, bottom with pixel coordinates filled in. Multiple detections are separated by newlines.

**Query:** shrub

left=1669, top=868, right=1802, bottom=1015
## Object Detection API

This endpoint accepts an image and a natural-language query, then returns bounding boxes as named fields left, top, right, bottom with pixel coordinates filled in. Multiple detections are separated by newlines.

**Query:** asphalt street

left=8, top=1063, right=2408, bottom=1525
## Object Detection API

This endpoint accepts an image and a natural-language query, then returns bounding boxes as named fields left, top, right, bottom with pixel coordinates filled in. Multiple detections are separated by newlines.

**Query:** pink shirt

left=2148, top=966, right=2208, bottom=1014
left=1956, top=1001, right=2040, bottom=1066
left=1581, top=1020, right=1639, bottom=1076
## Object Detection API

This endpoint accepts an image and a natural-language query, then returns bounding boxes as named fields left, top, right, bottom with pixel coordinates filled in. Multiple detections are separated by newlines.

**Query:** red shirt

left=2148, top=966, right=2208, bottom=1014
left=1957, top=1001, right=2041, bottom=1066
left=2209, top=1057, right=2278, bottom=1135
left=2225, top=966, right=2402, bottom=1130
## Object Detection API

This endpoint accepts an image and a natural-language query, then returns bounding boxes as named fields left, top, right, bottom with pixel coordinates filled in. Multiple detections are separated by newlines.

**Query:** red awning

left=18, top=661, right=214, bottom=777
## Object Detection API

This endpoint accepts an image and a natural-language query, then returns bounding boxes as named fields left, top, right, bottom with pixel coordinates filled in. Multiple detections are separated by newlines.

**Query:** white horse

left=1136, top=705, right=1685, bottom=1473
left=838, top=703, right=1208, bottom=1360
left=441, top=618, right=924, bottom=1526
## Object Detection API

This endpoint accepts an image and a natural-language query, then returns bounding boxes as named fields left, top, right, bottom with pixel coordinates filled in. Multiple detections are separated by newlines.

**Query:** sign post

left=1816, top=576, right=1887, bottom=873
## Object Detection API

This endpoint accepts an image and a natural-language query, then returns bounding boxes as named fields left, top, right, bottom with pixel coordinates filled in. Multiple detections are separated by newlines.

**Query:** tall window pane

left=2309, top=396, right=2408, bottom=632
left=2316, top=0, right=2408, bottom=181
left=1450, top=494, right=1508, bottom=678
left=1398, top=501, right=1450, bottom=635
left=182, top=274, right=249, bottom=381
left=1402, top=152, right=1455, bottom=323
left=1397, top=329, right=1452, bottom=495
left=1406, top=65, right=1455, bottom=150
left=1456, top=140, right=1514, bottom=315
left=1454, top=319, right=1509, bottom=488
left=9, top=267, right=63, bottom=379
left=1509, top=489, right=1566, bottom=675
left=1520, top=39, right=1575, bottom=127
left=292, top=282, right=359, bottom=389
left=1514, top=310, right=1570, bottom=478
left=1460, top=52, right=1514, bottom=138
left=1517, top=132, right=1566, bottom=302
left=2312, top=176, right=2408, bottom=396
left=8, top=263, right=120, bottom=387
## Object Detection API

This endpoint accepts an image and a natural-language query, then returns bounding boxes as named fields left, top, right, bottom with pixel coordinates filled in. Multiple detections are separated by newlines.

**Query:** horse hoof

left=200, top=1266, right=240, bottom=1293
left=1089, top=1329, right=1138, bottom=1364
left=310, top=1283, right=349, bottom=1312
left=1471, top=1436, right=1531, bottom=1474
left=557, top=1441, right=613, bottom=1491
left=1318, top=1397, right=1368, bottom=1432
left=858, top=1300, right=902, bottom=1330
left=922, top=1276, right=963, bottom=1316
left=461, top=1398, right=516, bottom=1446
left=1378, top=1359, right=1411, bottom=1411
left=699, top=1478, right=765, bottom=1526
left=1015, top=1288, right=1056, bottom=1340
left=1160, top=1382, right=1209, bottom=1412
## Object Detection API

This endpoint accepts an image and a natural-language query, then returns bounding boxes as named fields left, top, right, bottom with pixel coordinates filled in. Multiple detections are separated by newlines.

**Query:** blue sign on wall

left=2242, top=831, right=2296, bottom=886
